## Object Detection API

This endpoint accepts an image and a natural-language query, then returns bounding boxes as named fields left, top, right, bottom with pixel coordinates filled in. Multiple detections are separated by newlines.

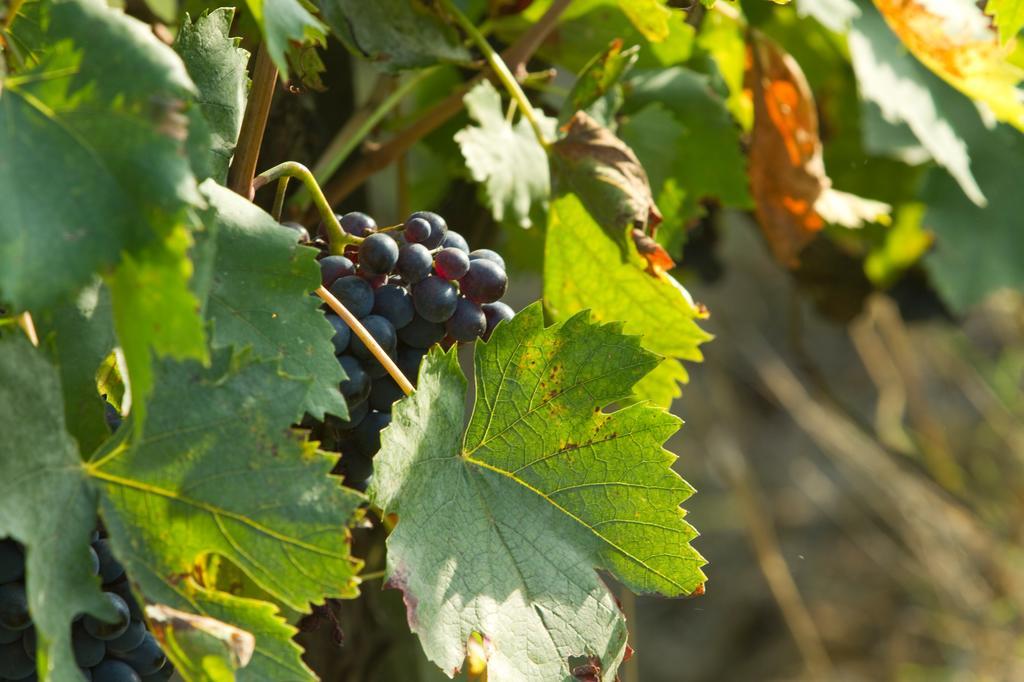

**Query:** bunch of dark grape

left=0, top=535, right=173, bottom=682
left=312, top=211, right=515, bottom=491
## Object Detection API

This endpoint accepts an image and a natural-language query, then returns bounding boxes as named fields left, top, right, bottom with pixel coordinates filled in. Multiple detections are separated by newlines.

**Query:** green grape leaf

left=92, top=349, right=364, bottom=679
left=106, top=224, right=208, bottom=435
left=370, top=304, right=704, bottom=681
left=199, top=180, right=347, bottom=420
left=318, top=0, right=471, bottom=71
left=560, top=39, right=640, bottom=127
left=922, top=122, right=1024, bottom=310
left=986, top=0, right=1024, bottom=43
left=243, top=0, right=326, bottom=79
left=621, top=68, right=751, bottom=249
left=845, top=0, right=986, bottom=205
left=144, top=0, right=178, bottom=22
left=545, top=193, right=711, bottom=406
left=505, top=0, right=693, bottom=73
left=36, top=279, right=116, bottom=456
left=175, top=8, right=251, bottom=183
left=0, top=0, right=202, bottom=312
left=455, top=80, right=557, bottom=229
left=188, top=586, right=312, bottom=681
left=146, top=604, right=254, bottom=681
left=0, top=335, right=113, bottom=682
left=617, top=0, right=672, bottom=41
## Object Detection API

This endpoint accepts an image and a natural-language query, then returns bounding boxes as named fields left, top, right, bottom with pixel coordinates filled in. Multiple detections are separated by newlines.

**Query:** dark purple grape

left=363, top=347, right=397, bottom=379
left=396, top=244, right=433, bottom=283
left=338, top=355, right=370, bottom=405
left=446, top=299, right=486, bottom=342
left=434, top=248, right=470, bottom=280
left=91, top=540, right=124, bottom=585
left=340, top=212, right=377, bottom=237
left=403, top=217, right=432, bottom=244
left=372, top=284, right=414, bottom=329
left=351, top=411, right=392, bottom=457
left=408, top=211, right=447, bottom=249
left=359, top=272, right=389, bottom=289
left=396, top=345, right=426, bottom=385
left=397, top=315, right=445, bottom=349
left=0, top=539, right=23, bottom=584
left=105, top=582, right=142, bottom=622
left=469, top=249, right=506, bottom=271
left=337, top=448, right=374, bottom=486
left=0, top=583, right=30, bottom=631
left=358, top=233, right=399, bottom=276
left=442, top=230, right=470, bottom=253
left=482, top=302, right=515, bottom=340
left=0, top=639, right=33, bottom=680
left=460, top=260, right=507, bottom=304
left=370, top=376, right=405, bottom=411
left=141, top=663, right=173, bottom=681
left=21, top=627, right=34, bottom=659
left=350, top=315, right=397, bottom=362
left=280, top=221, right=311, bottom=244
left=72, top=622, right=105, bottom=668
left=81, top=667, right=94, bottom=681
left=92, top=659, right=141, bottom=682
left=412, top=276, right=458, bottom=323
left=328, top=276, right=374, bottom=319
left=319, top=255, right=356, bottom=287
left=333, top=399, right=369, bottom=432
left=0, top=623, right=19, bottom=644
left=325, top=314, right=352, bottom=354
left=106, top=619, right=146, bottom=655
left=111, top=633, right=165, bottom=676
left=83, top=592, right=130, bottom=640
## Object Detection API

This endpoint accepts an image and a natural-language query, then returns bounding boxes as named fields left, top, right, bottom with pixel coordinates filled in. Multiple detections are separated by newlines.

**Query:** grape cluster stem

left=315, top=285, right=415, bottom=397
left=253, top=161, right=363, bottom=254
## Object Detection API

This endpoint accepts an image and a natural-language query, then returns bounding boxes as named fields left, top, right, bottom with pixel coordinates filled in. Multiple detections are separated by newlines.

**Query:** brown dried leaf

left=551, top=111, right=662, bottom=246
left=745, top=32, right=890, bottom=266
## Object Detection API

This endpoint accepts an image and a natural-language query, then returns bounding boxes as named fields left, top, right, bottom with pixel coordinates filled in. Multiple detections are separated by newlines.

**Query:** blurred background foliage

left=114, top=0, right=1024, bottom=678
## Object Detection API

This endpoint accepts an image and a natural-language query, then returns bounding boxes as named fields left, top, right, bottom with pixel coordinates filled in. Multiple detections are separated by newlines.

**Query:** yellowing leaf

left=986, top=0, right=1024, bottom=44
left=617, top=0, right=672, bottom=42
left=874, top=0, right=1024, bottom=130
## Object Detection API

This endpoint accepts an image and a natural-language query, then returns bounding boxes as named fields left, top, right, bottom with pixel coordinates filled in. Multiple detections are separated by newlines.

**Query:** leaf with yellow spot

left=874, top=0, right=1024, bottom=130
left=370, top=303, right=704, bottom=681
left=91, top=348, right=364, bottom=680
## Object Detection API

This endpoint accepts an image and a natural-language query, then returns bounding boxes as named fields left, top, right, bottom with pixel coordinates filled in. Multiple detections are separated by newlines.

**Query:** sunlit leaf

left=874, top=0, right=1024, bottom=131
left=370, top=305, right=704, bottom=681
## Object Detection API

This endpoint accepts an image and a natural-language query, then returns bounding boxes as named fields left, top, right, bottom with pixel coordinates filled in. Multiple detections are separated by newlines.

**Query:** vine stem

left=315, top=286, right=414, bottom=396
left=271, top=176, right=289, bottom=222
left=314, top=0, right=570, bottom=214
left=2, top=0, right=24, bottom=30
left=438, top=0, right=550, bottom=147
left=228, top=45, right=277, bottom=197
left=253, top=162, right=360, bottom=254
left=289, top=68, right=435, bottom=211
left=358, top=570, right=386, bottom=582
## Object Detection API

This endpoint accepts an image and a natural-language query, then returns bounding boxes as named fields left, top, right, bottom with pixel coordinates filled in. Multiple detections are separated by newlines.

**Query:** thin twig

left=2, top=0, right=24, bottom=30
left=618, top=588, right=639, bottom=682
left=314, top=0, right=571, bottom=214
left=439, top=0, right=549, bottom=146
left=271, top=176, right=290, bottom=222
left=316, top=286, right=414, bottom=396
left=254, top=162, right=360, bottom=254
left=358, top=570, right=386, bottom=582
left=709, top=429, right=832, bottom=679
left=228, top=45, right=277, bottom=197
